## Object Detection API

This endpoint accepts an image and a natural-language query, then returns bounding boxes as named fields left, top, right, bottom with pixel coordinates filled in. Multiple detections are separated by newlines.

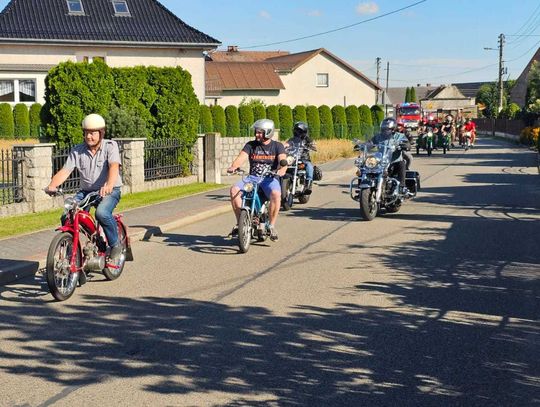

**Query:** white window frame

left=67, top=0, right=85, bottom=15
left=316, top=73, right=329, bottom=87
left=0, top=79, right=37, bottom=103
left=112, top=0, right=131, bottom=16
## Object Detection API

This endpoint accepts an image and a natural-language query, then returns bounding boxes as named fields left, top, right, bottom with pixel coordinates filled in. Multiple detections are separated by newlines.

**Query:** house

left=0, top=0, right=220, bottom=105
left=386, top=85, right=439, bottom=106
left=205, top=47, right=381, bottom=107
left=510, top=47, right=540, bottom=107
left=420, top=84, right=477, bottom=117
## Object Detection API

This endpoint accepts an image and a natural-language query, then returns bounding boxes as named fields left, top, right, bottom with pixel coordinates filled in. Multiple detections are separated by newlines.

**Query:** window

left=82, top=56, right=106, bottom=63
left=0, top=80, right=36, bottom=103
left=112, top=1, right=131, bottom=16
left=67, top=0, right=84, bottom=14
left=316, top=73, right=329, bottom=87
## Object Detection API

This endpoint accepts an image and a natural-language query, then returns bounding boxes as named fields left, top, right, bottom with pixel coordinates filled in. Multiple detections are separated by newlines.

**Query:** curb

left=0, top=168, right=354, bottom=286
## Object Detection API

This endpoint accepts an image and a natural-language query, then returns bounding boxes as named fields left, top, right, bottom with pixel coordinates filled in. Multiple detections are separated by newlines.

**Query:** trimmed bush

left=253, top=104, right=266, bottom=121
left=370, top=104, right=384, bottom=131
left=29, top=103, right=42, bottom=138
left=105, top=105, right=151, bottom=139
left=198, top=105, right=213, bottom=133
left=278, top=105, right=293, bottom=139
left=410, top=87, right=417, bottom=103
left=318, top=105, right=334, bottom=139
left=502, top=103, right=521, bottom=119
left=211, top=105, right=226, bottom=136
left=266, top=105, right=280, bottom=130
left=0, top=103, right=14, bottom=139
left=358, top=104, right=374, bottom=139
left=331, top=105, right=347, bottom=138
left=293, top=105, right=307, bottom=124
left=238, top=105, right=254, bottom=136
left=13, top=103, right=30, bottom=139
left=405, top=87, right=411, bottom=103
left=225, top=105, right=240, bottom=137
left=306, top=105, right=320, bottom=139
left=345, top=105, right=360, bottom=139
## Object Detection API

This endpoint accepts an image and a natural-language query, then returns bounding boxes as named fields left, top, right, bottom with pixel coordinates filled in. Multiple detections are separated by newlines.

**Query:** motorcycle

left=350, top=136, right=421, bottom=221
left=416, top=127, right=434, bottom=156
left=462, top=131, right=472, bottom=150
left=281, top=142, right=316, bottom=210
left=233, top=161, right=286, bottom=253
left=439, top=130, right=452, bottom=154
left=45, top=189, right=133, bottom=301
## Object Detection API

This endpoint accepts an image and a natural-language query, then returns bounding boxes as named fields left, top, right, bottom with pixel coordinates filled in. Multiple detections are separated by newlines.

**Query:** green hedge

left=225, top=105, right=240, bottom=137
left=278, top=105, right=293, bottom=139
left=358, top=104, right=374, bottom=139
left=199, top=105, right=213, bottom=133
left=293, top=105, right=307, bottom=124
left=331, top=105, right=347, bottom=139
left=266, top=105, right=280, bottom=130
left=238, top=105, right=254, bottom=136
left=345, top=105, right=360, bottom=139
left=253, top=104, right=266, bottom=121
left=306, top=105, right=320, bottom=139
left=211, top=105, right=226, bottom=136
left=13, top=103, right=30, bottom=139
left=0, top=103, right=14, bottom=139
left=105, top=105, right=151, bottom=139
left=370, top=104, right=384, bottom=131
left=29, top=103, right=42, bottom=138
left=318, top=105, right=334, bottom=139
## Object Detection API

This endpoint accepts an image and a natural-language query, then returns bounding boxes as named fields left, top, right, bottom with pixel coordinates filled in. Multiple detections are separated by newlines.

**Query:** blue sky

left=2, top=0, right=540, bottom=87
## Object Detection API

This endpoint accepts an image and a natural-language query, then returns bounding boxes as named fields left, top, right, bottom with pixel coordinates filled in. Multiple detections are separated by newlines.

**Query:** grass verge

left=312, top=139, right=358, bottom=164
left=0, top=182, right=223, bottom=240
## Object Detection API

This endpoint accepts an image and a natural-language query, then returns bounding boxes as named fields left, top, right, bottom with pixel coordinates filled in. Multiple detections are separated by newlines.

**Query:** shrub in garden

left=331, top=105, right=347, bottom=138
left=278, top=105, right=293, bottom=139
left=253, top=104, right=266, bottom=121
left=502, top=103, right=521, bottom=119
left=105, top=105, right=151, bottom=139
left=318, top=105, right=334, bottom=139
left=293, top=105, right=307, bottom=124
left=370, top=104, right=384, bottom=131
left=410, top=87, right=417, bottom=102
left=0, top=103, right=14, bottom=139
left=520, top=126, right=540, bottom=146
left=345, top=105, right=360, bottom=139
left=358, top=104, right=374, bottom=139
left=211, top=105, right=226, bottom=136
left=305, top=105, right=320, bottom=139
left=225, top=105, right=240, bottom=137
left=13, top=103, right=30, bottom=139
left=238, top=105, right=254, bottom=136
left=198, top=105, right=213, bottom=133
left=266, top=105, right=280, bottom=131
left=29, top=103, right=42, bottom=138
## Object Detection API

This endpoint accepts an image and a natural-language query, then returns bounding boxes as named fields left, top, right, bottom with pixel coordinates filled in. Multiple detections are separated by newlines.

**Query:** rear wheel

left=427, top=143, right=432, bottom=156
left=103, top=222, right=127, bottom=281
left=359, top=189, right=377, bottom=221
left=46, top=232, right=81, bottom=301
left=238, top=210, right=252, bottom=253
left=298, top=193, right=311, bottom=204
left=281, top=179, right=292, bottom=211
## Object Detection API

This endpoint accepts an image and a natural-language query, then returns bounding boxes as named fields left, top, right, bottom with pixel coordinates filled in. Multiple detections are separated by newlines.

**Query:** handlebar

left=44, top=187, right=64, bottom=197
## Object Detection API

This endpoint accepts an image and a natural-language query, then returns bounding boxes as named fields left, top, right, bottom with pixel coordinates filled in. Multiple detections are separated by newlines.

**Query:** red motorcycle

left=45, top=190, right=133, bottom=301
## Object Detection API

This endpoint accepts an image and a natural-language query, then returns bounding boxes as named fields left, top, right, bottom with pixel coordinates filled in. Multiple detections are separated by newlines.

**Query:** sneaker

left=229, top=225, right=239, bottom=237
left=267, top=225, right=279, bottom=241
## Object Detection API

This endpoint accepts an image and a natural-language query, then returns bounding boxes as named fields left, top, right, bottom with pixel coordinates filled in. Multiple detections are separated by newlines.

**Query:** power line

left=240, top=0, right=428, bottom=49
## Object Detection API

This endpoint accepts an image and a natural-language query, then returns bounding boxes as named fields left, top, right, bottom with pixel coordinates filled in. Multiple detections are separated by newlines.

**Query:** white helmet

left=251, top=119, right=275, bottom=140
left=82, top=113, right=106, bottom=130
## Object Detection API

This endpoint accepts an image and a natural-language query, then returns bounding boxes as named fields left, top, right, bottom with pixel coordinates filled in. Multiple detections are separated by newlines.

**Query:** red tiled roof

left=208, top=50, right=289, bottom=62
left=206, top=62, right=284, bottom=94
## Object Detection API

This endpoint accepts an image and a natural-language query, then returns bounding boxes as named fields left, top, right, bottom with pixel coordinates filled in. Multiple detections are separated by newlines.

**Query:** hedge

left=293, top=105, right=307, bottom=124
left=266, top=105, right=280, bottom=130
left=238, top=105, right=254, bottom=136
left=278, top=105, right=293, bottom=139
left=318, top=105, right=334, bottom=139
left=358, top=104, right=374, bottom=138
left=29, top=103, right=42, bottom=138
left=331, top=105, right=347, bottom=139
left=306, top=105, right=320, bottom=139
left=370, top=104, right=384, bottom=131
left=345, top=105, right=360, bottom=139
left=211, top=105, right=226, bottom=136
left=225, top=105, right=240, bottom=137
left=253, top=104, right=266, bottom=121
left=198, top=105, right=213, bottom=133
left=105, top=105, right=151, bottom=139
left=13, top=103, right=30, bottom=139
left=0, top=103, right=14, bottom=139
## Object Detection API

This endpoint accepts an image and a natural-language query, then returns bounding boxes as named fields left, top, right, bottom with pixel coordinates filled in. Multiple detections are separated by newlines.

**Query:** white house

left=0, top=0, right=220, bottom=105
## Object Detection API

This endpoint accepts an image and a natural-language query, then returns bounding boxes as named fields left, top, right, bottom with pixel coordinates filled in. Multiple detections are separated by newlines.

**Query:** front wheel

left=238, top=210, right=252, bottom=253
left=281, top=178, right=292, bottom=211
left=103, top=222, right=127, bottom=281
left=359, top=189, right=378, bottom=221
left=46, top=232, right=81, bottom=301
left=298, top=193, right=311, bottom=204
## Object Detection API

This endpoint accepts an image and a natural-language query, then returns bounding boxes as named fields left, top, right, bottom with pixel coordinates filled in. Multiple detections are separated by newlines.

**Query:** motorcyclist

left=463, top=118, right=477, bottom=147
left=45, top=113, right=123, bottom=262
left=370, top=117, right=411, bottom=194
left=397, top=123, right=414, bottom=170
left=227, top=119, right=287, bottom=241
left=284, top=121, right=316, bottom=195
left=440, top=114, right=455, bottom=147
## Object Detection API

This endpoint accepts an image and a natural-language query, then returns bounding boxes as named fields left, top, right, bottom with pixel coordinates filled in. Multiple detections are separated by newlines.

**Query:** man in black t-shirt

left=228, top=119, right=287, bottom=241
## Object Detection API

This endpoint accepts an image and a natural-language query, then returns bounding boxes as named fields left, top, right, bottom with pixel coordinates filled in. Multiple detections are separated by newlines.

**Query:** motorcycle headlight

left=63, top=197, right=76, bottom=210
left=286, top=155, right=295, bottom=166
left=365, top=156, right=380, bottom=169
left=243, top=183, right=254, bottom=193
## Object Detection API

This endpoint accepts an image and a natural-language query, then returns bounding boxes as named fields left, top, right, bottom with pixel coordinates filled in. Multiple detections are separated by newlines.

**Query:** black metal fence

left=52, top=145, right=81, bottom=194
left=0, top=148, right=24, bottom=205
left=475, top=118, right=526, bottom=136
left=144, top=138, right=188, bottom=181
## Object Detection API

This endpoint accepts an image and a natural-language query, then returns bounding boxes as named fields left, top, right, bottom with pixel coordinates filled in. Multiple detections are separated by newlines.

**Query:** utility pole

left=385, top=61, right=390, bottom=116
left=497, top=33, right=505, bottom=114
left=376, top=57, right=381, bottom=105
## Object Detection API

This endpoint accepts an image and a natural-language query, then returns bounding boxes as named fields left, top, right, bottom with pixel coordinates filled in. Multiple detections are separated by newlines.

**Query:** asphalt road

left=0, top=138, right=538, bottom=406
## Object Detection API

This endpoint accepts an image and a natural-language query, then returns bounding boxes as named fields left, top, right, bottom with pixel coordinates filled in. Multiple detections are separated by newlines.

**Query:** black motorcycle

left=281, top=142, right=316, bottom=210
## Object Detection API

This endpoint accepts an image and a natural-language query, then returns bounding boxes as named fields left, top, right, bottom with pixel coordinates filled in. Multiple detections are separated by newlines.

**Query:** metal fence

left=144, top=138, right=189, bottom=181
left=475, top=118, right=526, bottom=136
left=52, top=145, right=80, bottom=194
left=0, top=148, right=24, bottom=205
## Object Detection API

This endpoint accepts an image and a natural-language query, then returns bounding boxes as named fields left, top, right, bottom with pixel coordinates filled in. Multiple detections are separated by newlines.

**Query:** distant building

left=420, top=85, right=477, bottom=117
left=510, top=47, right=540, bottom=107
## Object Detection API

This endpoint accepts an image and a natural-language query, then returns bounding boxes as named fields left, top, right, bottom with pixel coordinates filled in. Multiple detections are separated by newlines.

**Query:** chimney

left=227, top=45, right=239, bottom=52
left=426, top=83, right=431, bottom=87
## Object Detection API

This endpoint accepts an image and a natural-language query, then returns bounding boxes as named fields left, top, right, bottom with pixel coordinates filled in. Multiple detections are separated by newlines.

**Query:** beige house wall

left=0, top=44, right=207, bottom=103
left=205, top=90, right=281, bottom=107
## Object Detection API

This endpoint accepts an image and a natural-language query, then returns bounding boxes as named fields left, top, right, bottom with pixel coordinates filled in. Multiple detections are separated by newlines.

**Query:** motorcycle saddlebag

left=405, top=171, right=421, bottom=194
left=313, top=165, right=323, bottom=181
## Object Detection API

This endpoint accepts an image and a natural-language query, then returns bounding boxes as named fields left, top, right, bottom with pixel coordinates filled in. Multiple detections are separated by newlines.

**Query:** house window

left=316, top=73, right=329, bottom=87
left=112, top=1, right=130, bottom=16
left=67, top=0, right=84, bottom=14
left=0, top=80, right=36, bottom=103
left=82, top=56, right=106, bottom=63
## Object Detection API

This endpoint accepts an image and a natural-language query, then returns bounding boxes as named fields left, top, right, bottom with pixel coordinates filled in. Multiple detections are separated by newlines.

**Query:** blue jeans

left=74, top=187, right=121, bottom=247
left=305, top=161, right=314, bottom=181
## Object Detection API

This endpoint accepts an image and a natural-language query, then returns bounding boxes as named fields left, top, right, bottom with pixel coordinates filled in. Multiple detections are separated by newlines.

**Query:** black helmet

left=293, top=121, right=309, bottom=139
left=380, top=118, right=396, bottom=135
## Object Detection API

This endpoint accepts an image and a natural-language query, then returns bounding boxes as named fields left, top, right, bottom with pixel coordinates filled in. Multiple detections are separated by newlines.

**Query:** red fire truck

left=395, top=102, right=421, bottom=130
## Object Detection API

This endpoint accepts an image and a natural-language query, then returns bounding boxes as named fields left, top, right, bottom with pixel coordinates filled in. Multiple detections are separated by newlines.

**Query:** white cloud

left=308, top=10, right=322, bottom=17
left=356, top=2, right=379, bottom=15
left=259, top=10, right=271, bottom=19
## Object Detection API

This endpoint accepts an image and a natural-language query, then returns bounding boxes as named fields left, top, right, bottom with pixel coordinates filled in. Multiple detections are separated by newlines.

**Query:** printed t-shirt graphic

left=242, top=140, right=285, bottom=176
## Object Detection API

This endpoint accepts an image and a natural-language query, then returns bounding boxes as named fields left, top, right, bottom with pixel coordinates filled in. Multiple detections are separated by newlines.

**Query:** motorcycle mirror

left=352, top=138, right=359, bottom=144
left=279, top=159, right=288, bottom=167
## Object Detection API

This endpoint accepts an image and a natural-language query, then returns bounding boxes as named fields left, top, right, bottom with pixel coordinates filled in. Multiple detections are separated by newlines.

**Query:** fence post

left=13, top=143, right=56, bottom=212
left=115, top=138, right=146, bottom=193
left=192, top=134, right=205, bottom=183
left=203, top=133, right=222, bottom=184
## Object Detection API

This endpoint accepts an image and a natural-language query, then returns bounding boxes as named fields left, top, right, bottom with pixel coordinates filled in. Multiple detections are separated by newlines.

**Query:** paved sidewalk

left=0, top=158, right=355, bottom=285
